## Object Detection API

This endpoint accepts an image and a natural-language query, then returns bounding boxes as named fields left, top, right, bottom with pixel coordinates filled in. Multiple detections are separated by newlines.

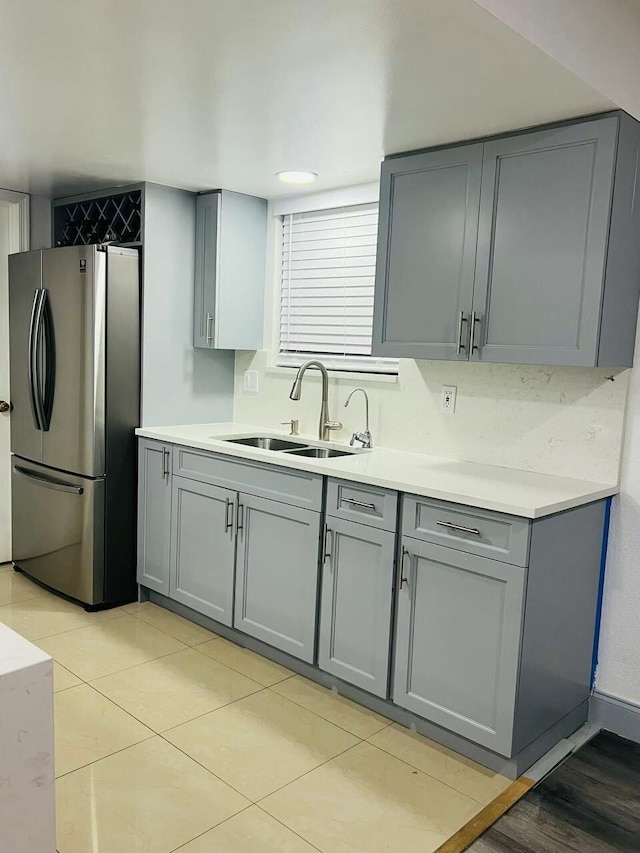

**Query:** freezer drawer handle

left=13, top=465, right=84, bottom=495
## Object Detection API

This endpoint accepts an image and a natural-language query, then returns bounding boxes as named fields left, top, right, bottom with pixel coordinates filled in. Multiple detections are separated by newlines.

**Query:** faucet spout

left=288, top=360, right=342, bottom=441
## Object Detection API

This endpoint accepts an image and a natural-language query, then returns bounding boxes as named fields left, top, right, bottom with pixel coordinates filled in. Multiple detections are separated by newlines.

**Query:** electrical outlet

left=441, top=385, right=457, bottom=414
left=243, top=370, right=259, bottom=394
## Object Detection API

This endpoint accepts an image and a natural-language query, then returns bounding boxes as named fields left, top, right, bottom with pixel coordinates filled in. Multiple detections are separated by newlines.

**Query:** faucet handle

left=324, top=420, right=343, bottom=432
left=281, top=419, right=299, bottom=436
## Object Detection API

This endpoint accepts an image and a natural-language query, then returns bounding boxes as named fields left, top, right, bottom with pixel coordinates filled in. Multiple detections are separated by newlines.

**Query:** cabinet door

left=393, top=538, right=525, bottom=756
left=193, top=192, right=220, bottom=349
left=137, top=440, right=172, bottom=595
left=170, top=476, right=236, bottom=625
left=318, top=518, right=394, bottom=698
left=472, top=117, right=618, bottom=366
left=234, top=493, right=321, bottom=662
left=372, top=144, right=483, bottom=360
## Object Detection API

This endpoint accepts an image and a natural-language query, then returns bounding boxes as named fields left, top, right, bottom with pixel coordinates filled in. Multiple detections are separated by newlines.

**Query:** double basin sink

left=221, top=435, right=363, bottom=459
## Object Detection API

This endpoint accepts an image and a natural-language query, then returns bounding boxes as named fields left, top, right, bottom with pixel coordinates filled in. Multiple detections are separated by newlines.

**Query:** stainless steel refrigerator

left=9, top=245, right=140, bottom=608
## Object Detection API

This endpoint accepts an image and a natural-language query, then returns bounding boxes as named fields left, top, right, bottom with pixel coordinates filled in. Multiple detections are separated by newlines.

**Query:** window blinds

left=279, top=201, right=395, bottom=372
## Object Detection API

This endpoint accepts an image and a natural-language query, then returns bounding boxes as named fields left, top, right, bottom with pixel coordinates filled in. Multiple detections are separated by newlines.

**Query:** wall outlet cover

left=243, top=370, right=259, bottom=394
left=441, top=385, right=457, bottom=414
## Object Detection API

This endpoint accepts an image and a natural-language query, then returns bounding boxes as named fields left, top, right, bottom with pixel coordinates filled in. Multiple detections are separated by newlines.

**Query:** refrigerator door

left=11, top=458, right=105, bottom=605
left=41, top=246, right=106, bottom=477
left=8, top=250, right=44, bottom=463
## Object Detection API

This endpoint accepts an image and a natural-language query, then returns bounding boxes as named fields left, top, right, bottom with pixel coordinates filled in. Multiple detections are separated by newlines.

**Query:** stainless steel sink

left=285, top=447, right=356, bottom=459
left=223, top=436, right=306, bottom=451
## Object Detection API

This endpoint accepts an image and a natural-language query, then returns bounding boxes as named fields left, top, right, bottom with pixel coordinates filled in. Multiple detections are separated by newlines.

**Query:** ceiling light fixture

left=276, top=170, right=318, bottom=185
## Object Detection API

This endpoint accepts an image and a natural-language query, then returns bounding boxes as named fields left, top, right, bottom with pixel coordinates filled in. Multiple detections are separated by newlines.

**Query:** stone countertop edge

left=135, top=422, right=618, bottom=519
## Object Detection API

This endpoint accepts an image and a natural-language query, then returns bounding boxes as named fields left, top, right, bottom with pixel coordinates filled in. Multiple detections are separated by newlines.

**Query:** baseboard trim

left=590, top=691, right=640, bottom=744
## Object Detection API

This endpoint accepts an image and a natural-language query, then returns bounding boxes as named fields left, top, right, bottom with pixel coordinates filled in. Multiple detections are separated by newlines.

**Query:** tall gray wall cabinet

left=194, top=190, right=268, bottom=350
left=373, top=112, right=640, bottom=367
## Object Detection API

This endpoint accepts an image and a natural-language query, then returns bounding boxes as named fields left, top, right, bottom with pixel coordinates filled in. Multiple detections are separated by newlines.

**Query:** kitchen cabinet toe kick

left=136, top=437, right=609, bottom=776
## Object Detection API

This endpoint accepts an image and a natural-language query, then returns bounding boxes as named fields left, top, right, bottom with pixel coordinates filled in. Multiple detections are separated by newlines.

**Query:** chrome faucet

left=344, top=388, right=372, bottom=448
left=289, top=360, right=342, bottom=441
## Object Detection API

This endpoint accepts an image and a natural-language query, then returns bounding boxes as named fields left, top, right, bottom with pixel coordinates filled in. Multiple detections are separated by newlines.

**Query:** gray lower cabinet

left=318, top=517, right=395, bottom=698
left=234, top=492, right=321, bottom=663
left=137, top=439, right=172, bottom=595
left=393, top=537, right=525, bottom=756
left=169, top=476, right=236, bottom=626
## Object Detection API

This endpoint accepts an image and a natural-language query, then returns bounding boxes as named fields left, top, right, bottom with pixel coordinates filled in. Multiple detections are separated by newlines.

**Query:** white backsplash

left=234, top=350, right=629, bottom=484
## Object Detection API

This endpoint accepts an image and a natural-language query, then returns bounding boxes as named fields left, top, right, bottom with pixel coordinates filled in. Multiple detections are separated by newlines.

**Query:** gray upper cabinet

left=137, top=439, right=172, bottom=595
left=169, top=476, right=236, bottom=625
left=373, top=112, right=640, bottom=367
left=473, top=118, right=618, bottom=366
left=393, top=537, right=525, bottom=756
left=318, top=517, right=395, bottom=698
left=373, top=144, right=483, bottom=360
left=194, top=190, right=267, bottom=351
left=234, top=492, right=321, bottom=663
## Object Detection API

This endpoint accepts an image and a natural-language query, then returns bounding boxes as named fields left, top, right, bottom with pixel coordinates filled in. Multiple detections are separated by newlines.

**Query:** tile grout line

left=266, top=681, right=393, bottom=741
left=168, top=803, right=256, bottom=852
left=189, top=638, right=296, bottom=687
left=90, top=675, right=266, bottom=737
left=359, top=737, right=498, bottom=808
left=253, top=803, right=325, bottom=853
left=49, top=602, right=493, bottom=821
left=254, top=738, right=364, bottom=806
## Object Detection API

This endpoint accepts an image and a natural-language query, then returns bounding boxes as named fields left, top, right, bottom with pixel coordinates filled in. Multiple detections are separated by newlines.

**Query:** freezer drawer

left=11, top=459, right=105, bottom=605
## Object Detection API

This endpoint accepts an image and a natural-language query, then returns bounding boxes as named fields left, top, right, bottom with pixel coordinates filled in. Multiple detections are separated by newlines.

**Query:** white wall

left=236, top=351, right=628, bottom=483
left=29, top=195, right=51, bottom=249
left=596, top=318, right=640, bottom=705
left=141, top=184, right=235, bottom=427
left=474, top=0, right=640, bottom=709
left=234, top=203, right=629, bottom=484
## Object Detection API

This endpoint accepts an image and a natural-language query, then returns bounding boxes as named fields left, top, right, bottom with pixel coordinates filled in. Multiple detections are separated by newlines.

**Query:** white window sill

left=267, top=355, right=399, bottom=384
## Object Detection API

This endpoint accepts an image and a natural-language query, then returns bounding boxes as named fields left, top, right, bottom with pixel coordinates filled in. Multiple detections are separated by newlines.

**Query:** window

left=278, top=201, right=397, bottom=374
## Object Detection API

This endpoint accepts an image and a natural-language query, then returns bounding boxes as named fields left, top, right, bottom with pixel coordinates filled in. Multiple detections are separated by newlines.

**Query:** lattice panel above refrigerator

left=54, top=190, right=142, bottom=246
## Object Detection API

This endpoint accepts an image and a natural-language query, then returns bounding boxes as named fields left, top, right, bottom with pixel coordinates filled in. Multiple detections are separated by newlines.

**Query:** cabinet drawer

left=326, top=479, right=397, bottom=531
left=173, top=446, right=323, bottom=511
left=402, top=496, right=530, bottom=567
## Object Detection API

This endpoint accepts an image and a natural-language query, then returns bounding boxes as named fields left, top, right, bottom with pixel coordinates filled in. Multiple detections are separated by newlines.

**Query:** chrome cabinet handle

left=224, top=497, right=234, bottom=534
left=206, top=313, right=213, bottom=344
left=470, top=311, right=481, bottom=353
left=236, top=495, right=244, bottom=534
left=322, top=525, right=333, bottom=565
left=162, top=448, right=171, bottom=479
left=436, top=520, right=481, bottom=536
left=340, top=497, right=377, bottom=511
left=456, top=310, right=468, bottom=355
left=398, top=547, right=410, bottom=590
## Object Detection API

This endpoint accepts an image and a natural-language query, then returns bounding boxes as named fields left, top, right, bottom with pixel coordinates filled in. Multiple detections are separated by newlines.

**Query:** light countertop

left=135, top=422, right=618, bottom=519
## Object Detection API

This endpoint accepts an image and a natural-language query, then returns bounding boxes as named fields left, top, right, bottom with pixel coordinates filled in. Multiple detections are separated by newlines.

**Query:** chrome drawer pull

left=436, top=520, right=481, bottom=536
left=341, top=497, right=377, bottom=511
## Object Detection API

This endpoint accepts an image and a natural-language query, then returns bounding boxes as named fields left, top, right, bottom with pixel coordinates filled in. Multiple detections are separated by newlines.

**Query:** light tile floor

left=0, top=569, right=513, bottom=853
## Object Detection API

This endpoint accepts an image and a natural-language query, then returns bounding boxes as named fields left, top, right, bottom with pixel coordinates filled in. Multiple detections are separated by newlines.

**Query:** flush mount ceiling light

left=276, top=170, right=318, bottom=185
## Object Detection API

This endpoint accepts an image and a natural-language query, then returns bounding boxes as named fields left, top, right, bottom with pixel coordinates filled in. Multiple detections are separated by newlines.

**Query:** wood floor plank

left=466, top=732, right=640, bottom=853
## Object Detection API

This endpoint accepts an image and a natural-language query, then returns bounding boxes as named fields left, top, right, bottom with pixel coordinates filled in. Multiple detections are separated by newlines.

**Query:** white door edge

left=0, top=189, right=30, bottom=563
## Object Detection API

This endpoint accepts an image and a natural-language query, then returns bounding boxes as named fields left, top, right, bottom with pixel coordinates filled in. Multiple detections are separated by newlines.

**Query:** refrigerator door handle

left=13, top=464, right=84, bottom=495
left=28, top=289, right=45, bottom=431
left=40, top=289, right=56, bottom=431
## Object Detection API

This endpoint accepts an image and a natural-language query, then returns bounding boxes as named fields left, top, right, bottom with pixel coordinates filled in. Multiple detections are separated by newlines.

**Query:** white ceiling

left=0, top=0, right=614, bottom=200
